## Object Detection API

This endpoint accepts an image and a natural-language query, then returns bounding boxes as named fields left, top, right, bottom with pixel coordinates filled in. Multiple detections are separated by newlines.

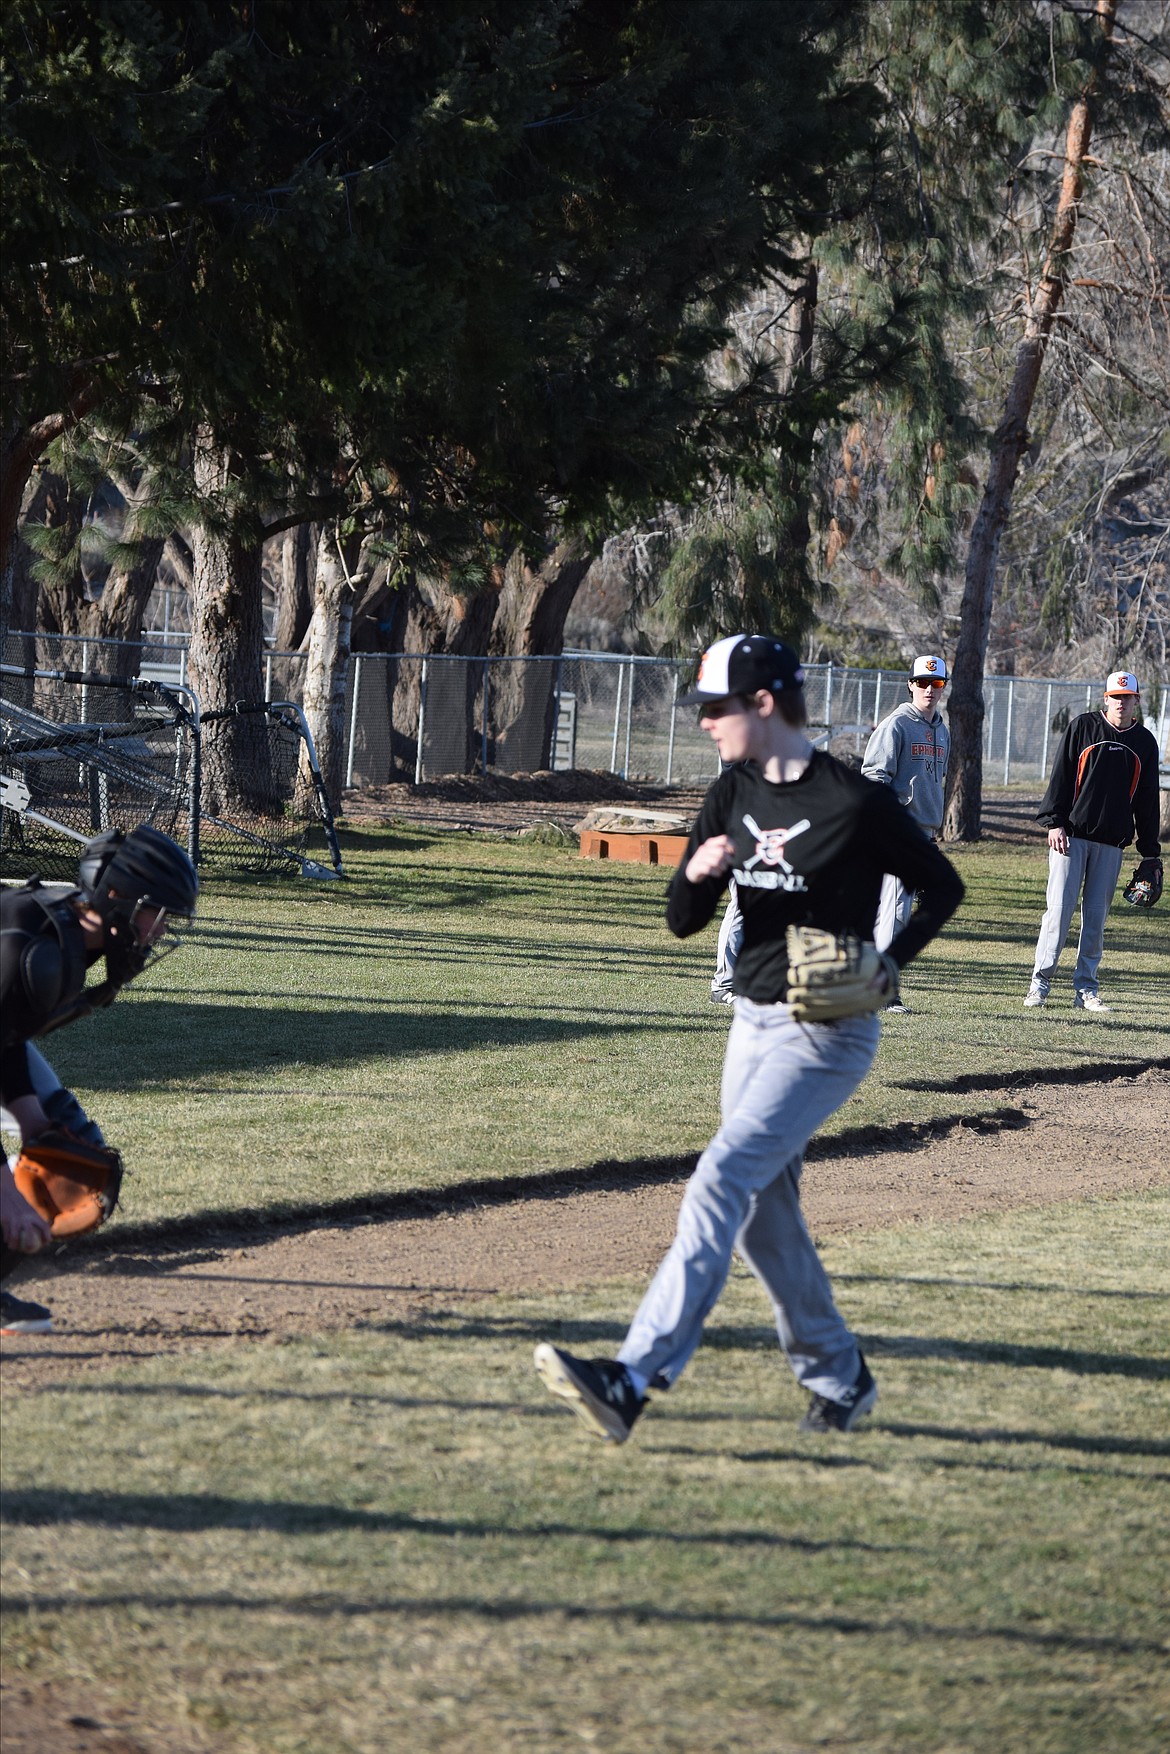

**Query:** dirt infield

left=3, top=1065, right=1166, bottom=1392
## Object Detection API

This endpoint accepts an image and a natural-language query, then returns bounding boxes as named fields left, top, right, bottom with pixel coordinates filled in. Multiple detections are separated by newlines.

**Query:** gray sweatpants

left=711, top=881, right=743, bottom=996
left=1031, top=838, right=1124, bottom=993
left=873, top=871, right=915, bottom=952
left=618, top=999, right=879, bottom=1401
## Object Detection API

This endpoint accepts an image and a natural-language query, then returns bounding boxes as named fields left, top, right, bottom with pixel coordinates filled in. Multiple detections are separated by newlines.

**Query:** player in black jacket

left=1025, top=671, right=1161, bottom=1012
left=535, top=635, right=964, bottom=1443
left=1, top=825, right=197, bottom=1332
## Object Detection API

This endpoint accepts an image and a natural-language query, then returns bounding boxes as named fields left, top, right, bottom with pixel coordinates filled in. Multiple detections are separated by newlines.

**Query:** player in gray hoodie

left=862, top=656, right=951, bottom=1003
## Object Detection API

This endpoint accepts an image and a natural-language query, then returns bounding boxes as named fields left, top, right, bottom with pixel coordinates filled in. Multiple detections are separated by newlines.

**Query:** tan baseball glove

left=11, top=1126, right=124, bottom=1239
left=785, top=925, right=899, bottom=1023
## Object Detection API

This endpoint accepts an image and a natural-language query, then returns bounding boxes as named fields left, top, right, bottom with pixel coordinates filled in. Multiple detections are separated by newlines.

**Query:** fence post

left=1041, top=682, right=1053, bottom=779
left=188, top=703, right=201, bottom=868
left=550, top=656, right=563, bottom=770
left=824, top=662, right=834, bottom=743
left=665, top=667, right=678, bottom=786
left=985, top=685, right=995, bottom=764
left=610, top=661, right=624, bottom=772
left=622, top=660, right=635, bottom=779
left=1001, top=679, right=1014, bottom=784
left=265, top=653, right=273, bottom=701
left=415, top=657, right=428, bottom=785
left=481, top=658, right=490, bottom=776
left=345, top=654, right=363, bottom=790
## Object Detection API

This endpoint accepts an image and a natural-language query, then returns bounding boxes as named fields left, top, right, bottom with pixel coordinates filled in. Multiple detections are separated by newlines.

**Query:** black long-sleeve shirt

left=0, top=884, right=91, bottom=1105
left=667, top=754, right=964, bottom=1003
left=1035, top=711, right=1161, bottom=856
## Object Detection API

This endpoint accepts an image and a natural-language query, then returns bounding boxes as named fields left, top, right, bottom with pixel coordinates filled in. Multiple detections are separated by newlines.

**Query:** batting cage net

left=1, top=665, right=343, bottom=884
left=196, top=700, right=343, bottom=879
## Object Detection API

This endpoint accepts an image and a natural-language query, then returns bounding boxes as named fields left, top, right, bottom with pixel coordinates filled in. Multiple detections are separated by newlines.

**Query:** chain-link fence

left=1, top=649, right=344, bottom=881
left=7, top=632, right=1168, bottom=790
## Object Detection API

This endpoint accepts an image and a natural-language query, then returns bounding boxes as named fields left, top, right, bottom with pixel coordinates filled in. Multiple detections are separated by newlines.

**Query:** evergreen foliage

left=3, top=1, right=882, bottom=559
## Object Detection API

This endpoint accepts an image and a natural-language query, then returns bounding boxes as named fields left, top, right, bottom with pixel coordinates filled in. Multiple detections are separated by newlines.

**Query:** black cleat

left=799, top=1354, right=877, bottom=1433
left=534, top=1343, right=646, bottom=1443
left=1, top=1290, right=53, bottom=1335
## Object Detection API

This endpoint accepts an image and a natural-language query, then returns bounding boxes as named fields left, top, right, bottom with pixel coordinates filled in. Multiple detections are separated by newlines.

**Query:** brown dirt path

left=3, top=1067, right=1166, bottom=1391
left=337, top=774, right=1046, bottom=843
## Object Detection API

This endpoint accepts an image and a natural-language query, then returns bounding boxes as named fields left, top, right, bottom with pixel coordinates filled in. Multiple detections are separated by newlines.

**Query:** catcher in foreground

left=1, top=825, right=198, bottom=1334
left=535, top=633, right=963, bottom=1443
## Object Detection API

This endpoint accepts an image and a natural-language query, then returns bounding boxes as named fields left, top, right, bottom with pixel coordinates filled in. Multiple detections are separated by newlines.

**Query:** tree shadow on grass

left=865, top=1332, right=1170, bottom=1380
left=61, top=999, right=692, bottom=1091
left=356, top=1310, right=1170, bottom=1385
left=660, top=1440, right=1169, bottom=1481
left=136, top=913, right=703, bottom=978
left=875, top=1420, right=1170, bottom=1458
left=0, top=1581, right=1159, bottom=1658
left=835, top=1272, right=1167, bottom=1301
left=0, top=1487, right=900, bottom=1555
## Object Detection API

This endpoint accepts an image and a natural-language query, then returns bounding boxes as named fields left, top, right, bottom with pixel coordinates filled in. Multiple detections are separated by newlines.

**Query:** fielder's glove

left=1122, top=856, right=1163, bottom=909
left=11, top=1126, right=124, bottom=1239
left=785, top=925, right=900, bottom=1023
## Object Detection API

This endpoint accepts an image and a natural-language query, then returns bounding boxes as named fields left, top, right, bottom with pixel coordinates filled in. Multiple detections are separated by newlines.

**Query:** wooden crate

left=579, top=829, right=689, bottom=866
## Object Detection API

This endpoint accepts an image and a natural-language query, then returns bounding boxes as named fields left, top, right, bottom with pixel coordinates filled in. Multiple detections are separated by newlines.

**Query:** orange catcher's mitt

left=12, top=1126, right=124, bottom=1238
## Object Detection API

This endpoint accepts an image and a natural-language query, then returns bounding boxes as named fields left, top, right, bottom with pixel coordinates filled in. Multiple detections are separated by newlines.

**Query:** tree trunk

left=298, top=527, right=359, bottom=812
left=273, top=520, right=317, bottom=652
left=774, top=260, right=819, bottom=607
left=944, top=0, right=1117, bottom=841
left=0, top=378, right=102, bottom=583
left=0, top=467, right=56, bottom=703
left=488, top=537, right=595, bottom=773
left=186, top=432, right=269, bottom=815
left=386, top=575, right=499, bottom=777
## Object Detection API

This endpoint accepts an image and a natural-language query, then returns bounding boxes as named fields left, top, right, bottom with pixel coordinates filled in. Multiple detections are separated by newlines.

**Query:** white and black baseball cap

left=909, top=654, right=948, bottom=685
left=1105, top=670, right=1140, bottom=696
left=679, top=634, right=805, bottom=705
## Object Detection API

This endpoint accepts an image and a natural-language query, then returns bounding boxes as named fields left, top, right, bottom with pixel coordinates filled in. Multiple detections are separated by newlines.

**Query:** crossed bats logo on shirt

left=741, top=814, right=811, bottom=873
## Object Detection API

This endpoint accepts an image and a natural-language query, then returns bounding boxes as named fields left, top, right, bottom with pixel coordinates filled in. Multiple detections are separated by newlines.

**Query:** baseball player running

left=861, top=655, right=950, bottom=1011
left=535, top=634, right=964, bottom=1442
left=1, top=824, right=198, bottom=1333
left=1025, top=670, right=1162, bottom=1011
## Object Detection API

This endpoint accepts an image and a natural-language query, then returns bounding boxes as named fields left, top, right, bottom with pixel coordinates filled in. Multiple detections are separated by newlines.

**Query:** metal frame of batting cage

left=0, top=661, right=200, bottom=872
left=197, top=698, right=345, bottom=880
left=1, top=666, right=344, bottom=883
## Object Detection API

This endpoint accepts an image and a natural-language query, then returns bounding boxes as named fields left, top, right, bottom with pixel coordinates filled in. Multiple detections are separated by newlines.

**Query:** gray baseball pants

left=618, top=999, right=880, bottom=1401
left=711, top=880, right=743, bottom=996
left=873, top=871, right=914, bottom=951
left=1031, top=838, right=1124, bottom=993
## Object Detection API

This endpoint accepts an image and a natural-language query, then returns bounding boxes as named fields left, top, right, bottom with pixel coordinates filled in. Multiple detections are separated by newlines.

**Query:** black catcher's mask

left=79, top=824, right=199, bottom=986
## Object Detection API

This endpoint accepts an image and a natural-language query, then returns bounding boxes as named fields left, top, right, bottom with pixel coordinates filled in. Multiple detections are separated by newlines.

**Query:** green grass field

left=3, top=1196, right=1167, bottom=1752
left=27, top=825, right=1170, bottom=1228
left=3, top=828, right=1169, bottom=1752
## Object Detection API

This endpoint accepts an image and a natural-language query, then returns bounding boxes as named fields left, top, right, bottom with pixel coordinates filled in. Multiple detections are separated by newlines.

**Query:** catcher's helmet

left=79, top=824, right=198, bottom=983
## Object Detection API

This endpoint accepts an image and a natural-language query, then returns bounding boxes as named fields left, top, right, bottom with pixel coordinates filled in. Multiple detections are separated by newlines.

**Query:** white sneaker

left=1024, top=983, right=1048, bottom=1008
left=1074, top=990, right=1110, bottom=1013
